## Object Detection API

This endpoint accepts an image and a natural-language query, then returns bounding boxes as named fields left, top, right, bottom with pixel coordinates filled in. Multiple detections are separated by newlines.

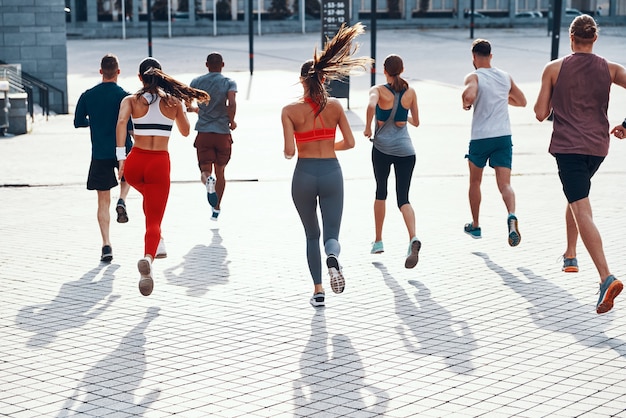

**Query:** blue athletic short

left=465, top=135, right=513, bottom=169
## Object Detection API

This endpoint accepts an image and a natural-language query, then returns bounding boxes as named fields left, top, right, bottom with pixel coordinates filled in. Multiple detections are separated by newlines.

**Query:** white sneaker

left=326, top=255, right=345, bottom=294
left=155, top=237, right=167, bottom=259
left=206, top=176, right=218, bottom=208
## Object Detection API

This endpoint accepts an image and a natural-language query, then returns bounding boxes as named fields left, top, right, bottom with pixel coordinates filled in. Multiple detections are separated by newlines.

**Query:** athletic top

left=294, top=98, right=336, bottom=143
left=471, top=67, right=512, bottom=140
left=190, top=72, right=237, bottom=134
left=74, top=82, right=133, bottom=160
left=376, top=85, right=409, bottom=122
left=549, top=53, right=611, bottom=157
left=372, top=88, right=415, bottom=157
left=132, top=93, right=174, bottom=137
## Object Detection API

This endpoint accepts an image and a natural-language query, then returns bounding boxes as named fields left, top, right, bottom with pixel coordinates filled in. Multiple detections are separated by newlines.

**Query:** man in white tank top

left=461, top=39, right=527, bottom=247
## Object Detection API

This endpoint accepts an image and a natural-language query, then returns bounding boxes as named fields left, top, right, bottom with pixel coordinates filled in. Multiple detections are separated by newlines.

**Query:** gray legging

left=292, top=158, right=343, bottom=285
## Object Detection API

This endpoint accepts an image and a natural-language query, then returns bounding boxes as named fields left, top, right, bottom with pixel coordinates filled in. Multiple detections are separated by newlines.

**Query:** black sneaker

left=101, top=245, right=113, bottom=263
left=116, top=199, right=128, bottom=223
left=327, top=255, right=345, bottom=294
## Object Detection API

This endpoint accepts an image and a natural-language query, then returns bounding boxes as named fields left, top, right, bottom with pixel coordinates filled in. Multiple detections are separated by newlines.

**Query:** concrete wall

left=0, top=0, right=69, bottom=114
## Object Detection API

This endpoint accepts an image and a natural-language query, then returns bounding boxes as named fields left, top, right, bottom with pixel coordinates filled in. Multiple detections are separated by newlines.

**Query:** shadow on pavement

left=374, top=261, right=477, bottom=375
left=293, top=309, right=390, bottom=416
left=15, top=264, right=120, bottom=348
left=473, top=251, right=626, bottom=359
left=55, top=306, right=161, bottom=417
left=163, top=228, right=229, bottom=296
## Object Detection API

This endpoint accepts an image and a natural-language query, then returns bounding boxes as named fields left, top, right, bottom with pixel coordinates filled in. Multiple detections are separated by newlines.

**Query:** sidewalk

left=1, top=28, right=626, bottom=417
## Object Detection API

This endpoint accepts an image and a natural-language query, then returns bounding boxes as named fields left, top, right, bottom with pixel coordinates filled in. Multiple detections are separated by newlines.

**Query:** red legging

left=124, top=148, right=170, bottom=259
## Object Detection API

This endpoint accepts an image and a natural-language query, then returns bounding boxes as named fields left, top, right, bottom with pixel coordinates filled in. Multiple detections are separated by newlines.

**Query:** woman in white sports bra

left=116, top=57, right=209, bottom=296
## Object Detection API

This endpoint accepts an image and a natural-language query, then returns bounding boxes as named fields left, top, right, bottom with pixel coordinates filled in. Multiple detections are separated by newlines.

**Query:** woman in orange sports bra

left=116, top=57, right=209, bottom=296
left=281, top=23, right=372, bottom=307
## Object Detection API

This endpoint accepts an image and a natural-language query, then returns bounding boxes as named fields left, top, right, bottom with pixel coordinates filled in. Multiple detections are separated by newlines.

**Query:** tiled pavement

left=2, top=27, right=626, bottom=417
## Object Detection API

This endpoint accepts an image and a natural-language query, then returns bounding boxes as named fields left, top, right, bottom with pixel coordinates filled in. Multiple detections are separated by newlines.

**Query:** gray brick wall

left=0, top=0, right=68, bottom=114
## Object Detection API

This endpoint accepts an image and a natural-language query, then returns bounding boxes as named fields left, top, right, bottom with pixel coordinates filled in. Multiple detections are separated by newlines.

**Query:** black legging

left=372, top=146, right=415, bottom=208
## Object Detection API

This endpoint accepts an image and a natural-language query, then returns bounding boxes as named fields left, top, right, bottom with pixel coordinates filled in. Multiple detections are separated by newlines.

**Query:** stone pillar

left=0, top=0, right=69, bottom=115
left=87, top=0, right=98, bottom=23
left=70, top=0, right=78, bottom=23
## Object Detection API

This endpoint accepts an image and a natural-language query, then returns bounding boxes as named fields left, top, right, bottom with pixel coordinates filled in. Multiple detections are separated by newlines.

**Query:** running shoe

left=562, top=256, right=579, bottom=273
left=137, top=257, right=154, bottom=296
left=507, top=214, right=521, bottom=247
left=155, top=237, right=167, bottom=259
left=101, top=245, right=113, bottom=263
left=211, top=208, right=220, bottom=221
left=116, top=199, right=128, bottom=223
left=309, top=292, right=325, bottom=307
left=371, top=241, right=384, bottom=254
left=405, top=237, right=421, bottom=269
left=596, top=275, right=623, bottom=314
left=326, top=255, right=345, bottom=294
left=464, top=222, right=482, bottom=239
left=206, top=176, right=218, bottom=208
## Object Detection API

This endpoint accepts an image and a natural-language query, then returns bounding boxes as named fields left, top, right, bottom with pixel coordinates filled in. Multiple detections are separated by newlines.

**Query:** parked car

left=515, top=11, right=543, bottom=18
left=464, top=10, right=488, bottom=18
left=565, top=8, right=582, bottom=16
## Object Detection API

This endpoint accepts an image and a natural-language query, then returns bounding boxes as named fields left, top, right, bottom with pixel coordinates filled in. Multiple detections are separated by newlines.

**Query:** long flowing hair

left=300, top=22, right=373, bottom=115
left=135, top=57, right=210, bottom=105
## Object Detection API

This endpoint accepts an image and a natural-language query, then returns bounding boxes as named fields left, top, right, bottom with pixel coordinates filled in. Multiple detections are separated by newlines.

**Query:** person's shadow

left=163, top=228, right=229, bottom=296
left=56, top=306, right=161, bottom=417
left=473, top=252, right=626, bottom=358
left=373, top=262, right=477, bottom=374
left=15, top=264, right=120, bottom=347
left=293, top=310, right=389, bottom=416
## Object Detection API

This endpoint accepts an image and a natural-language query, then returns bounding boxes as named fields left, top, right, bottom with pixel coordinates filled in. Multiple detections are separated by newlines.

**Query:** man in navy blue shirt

left=74, top=54, right=133, bottom=262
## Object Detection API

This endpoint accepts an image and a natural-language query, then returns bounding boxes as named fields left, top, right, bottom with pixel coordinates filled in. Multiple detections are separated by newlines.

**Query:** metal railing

left=0, top=61, right=67, bottom=121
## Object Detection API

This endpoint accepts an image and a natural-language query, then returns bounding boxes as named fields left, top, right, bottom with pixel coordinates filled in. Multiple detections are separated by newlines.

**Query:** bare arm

left=606, top=62, right=626, bottom=139
left=227, top=90, right=237, bottom=130
left=610, top=61, right=626, bottom=89
left=281, top=107, right=296, bottom=159
left=508, top=77, right=527, bottom=107
left=174, top=101, right=190, bottom=137
left=115, top=97, right=132, bottom=179
left=363, top=86, right=379, bottom=138
left=534, top=61, right=559, bottom=121
left=407, top=87, right=420, bottom=127
left=462, top=73, right=478, bottom=110
left=116, top=97, right=132, bottom=148
left=335, top=104, right=355, bottom=151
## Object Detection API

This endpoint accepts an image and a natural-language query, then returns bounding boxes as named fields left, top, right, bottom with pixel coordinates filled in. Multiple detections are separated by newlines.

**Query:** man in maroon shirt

left=534, top=14, right=626, bottom=314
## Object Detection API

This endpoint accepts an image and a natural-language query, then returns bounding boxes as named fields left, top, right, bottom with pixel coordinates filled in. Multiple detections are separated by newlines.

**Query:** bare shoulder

left=464, top=72, right=478, bottom=84
left=282, top=100, right=302, bottom=113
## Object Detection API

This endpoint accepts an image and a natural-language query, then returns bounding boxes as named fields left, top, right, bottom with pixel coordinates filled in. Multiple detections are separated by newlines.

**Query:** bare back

left=282, top=98, right=355, bottom=159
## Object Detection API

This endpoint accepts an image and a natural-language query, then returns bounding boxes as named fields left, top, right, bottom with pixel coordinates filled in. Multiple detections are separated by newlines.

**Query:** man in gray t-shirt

left=189, top=53, right=238, bottom=221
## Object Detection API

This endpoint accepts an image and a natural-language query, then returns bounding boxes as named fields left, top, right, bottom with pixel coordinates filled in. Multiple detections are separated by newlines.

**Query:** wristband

left=622, top=118, right=626, bottom=129
left=116, top=146, right=127, bottom=161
